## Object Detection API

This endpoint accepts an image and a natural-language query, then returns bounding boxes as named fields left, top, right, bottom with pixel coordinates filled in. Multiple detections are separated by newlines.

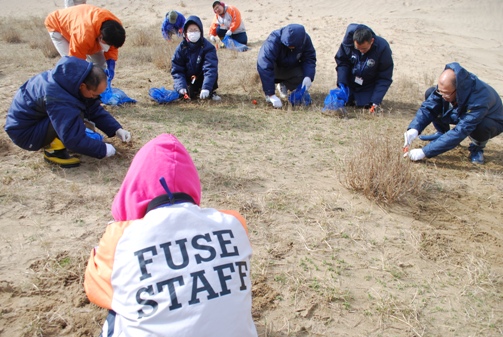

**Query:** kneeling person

left=335, top=23, right=393, bottom=112
left=5, top=56, right=131, bottom=168
left=171, top=16, right=221, bottom=101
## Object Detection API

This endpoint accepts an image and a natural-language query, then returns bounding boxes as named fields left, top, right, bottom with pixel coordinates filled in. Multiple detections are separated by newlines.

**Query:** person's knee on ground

left=274, top=65, right=303, bottom=94
left=231, top=32, right=248, bottom=45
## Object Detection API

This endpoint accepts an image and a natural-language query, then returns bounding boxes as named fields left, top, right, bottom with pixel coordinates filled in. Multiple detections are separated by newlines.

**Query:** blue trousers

left=425, top=86, right=503, bottom=142
left=216, top=26, right=248, bottom=45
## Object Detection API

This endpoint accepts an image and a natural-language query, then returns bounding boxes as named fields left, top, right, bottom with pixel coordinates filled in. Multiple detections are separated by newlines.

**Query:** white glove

left=178, top=88, right=187, bottom=95
left=408, top=149, right=426, bottom=161
left=105, top=143, right=116, bottom=157
left=302, top=77, right=312, bottom=91
left=209, top=35, right=217, bottom=43
left=225, top=30, right=232, bottom=36
left=267, top=95, right=282, bottom=108
left=403, top=129, right=419, bottom=147
left=116, top=128, right=131, bottom=143
left=200, top=89, right=210, bottom=99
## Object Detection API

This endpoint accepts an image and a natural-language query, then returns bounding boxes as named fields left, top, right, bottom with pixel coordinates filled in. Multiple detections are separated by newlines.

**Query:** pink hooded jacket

left=85, top=134, right=257, bottom=337
left=111, top=134, right=201, bottom=221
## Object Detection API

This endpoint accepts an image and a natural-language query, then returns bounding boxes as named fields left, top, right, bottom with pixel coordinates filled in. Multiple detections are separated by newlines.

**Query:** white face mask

left=100, top=41, right=111, bottom=52
left=187, top=31, right=201, bottom=43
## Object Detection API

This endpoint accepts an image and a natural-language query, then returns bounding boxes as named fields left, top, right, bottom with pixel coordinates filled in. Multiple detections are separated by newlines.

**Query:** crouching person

left=171, top=15, right=221, bottom=101
left=4, top=56, right=131, bottom=168
left=404, top=62, right=503, bottom=164
left=84, top=134, right=258, bottom=337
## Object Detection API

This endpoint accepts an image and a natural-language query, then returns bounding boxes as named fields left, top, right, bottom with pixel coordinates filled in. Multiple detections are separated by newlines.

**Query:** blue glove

left=105, top=59, right=116, bottom=81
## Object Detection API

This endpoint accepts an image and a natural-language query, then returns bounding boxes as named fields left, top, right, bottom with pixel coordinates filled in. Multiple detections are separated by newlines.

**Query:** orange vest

left=45, top=4, right=122, bottom=61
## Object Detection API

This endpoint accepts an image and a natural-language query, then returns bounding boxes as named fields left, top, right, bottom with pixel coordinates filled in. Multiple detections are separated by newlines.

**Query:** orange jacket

left=209, top=5, right=246, bottom=36
left=45, top=4, right=122, bottom=61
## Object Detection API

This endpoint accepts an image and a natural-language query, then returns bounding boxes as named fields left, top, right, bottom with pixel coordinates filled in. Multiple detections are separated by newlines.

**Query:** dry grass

left=1, top=15, right=503, bottom=337
left=2, top=27, right=22, bottom=43
left=128, top=25, right=158, bottom=47
left=152, top=42, right=178, bottom=71
left=341, top=127, right=423, bottom=205
left=0, top=16, right=58, bottom=57
left=18, top=251, right=100, bottom=337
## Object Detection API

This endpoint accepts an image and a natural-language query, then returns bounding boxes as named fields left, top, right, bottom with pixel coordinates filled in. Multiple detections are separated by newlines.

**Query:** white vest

left=109, top=204, right=257, bottom=337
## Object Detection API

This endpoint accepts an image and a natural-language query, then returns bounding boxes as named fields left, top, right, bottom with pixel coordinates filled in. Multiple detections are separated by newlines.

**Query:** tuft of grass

left=2, top=28, right=22, bottom=43
left=341, top=127, right=423, bottom=205
left=0, top=16, right=59, bottom=57
left=129, top=27, right=156, bottom=47
left=152, top=42, right=178, bottom=71
left=30, top=37, right=60, bottom=58
left=368, top=289, right=426, bottom=336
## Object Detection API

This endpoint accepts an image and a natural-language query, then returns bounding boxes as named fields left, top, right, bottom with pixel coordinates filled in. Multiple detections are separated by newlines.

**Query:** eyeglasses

left=435, top=86, right=456, bottom=98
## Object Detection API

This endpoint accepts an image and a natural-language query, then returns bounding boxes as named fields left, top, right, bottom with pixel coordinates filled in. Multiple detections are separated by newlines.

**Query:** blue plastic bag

left=221, top=36, right=249, bottom=52
left=85, top=128, right=104, bottom=141
left=149, top=87, right=180, bottom=104
left=322, top=84, right=349, bottom=111
left=100, top=80, right=137, bottom=106
left=288, top=84, right=312, bottom=106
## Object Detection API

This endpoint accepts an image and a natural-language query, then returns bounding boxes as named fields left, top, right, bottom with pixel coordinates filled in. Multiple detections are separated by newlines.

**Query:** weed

left=2, top=28, right=22, bottom=43
left=341, top=125, right=423, bottom=205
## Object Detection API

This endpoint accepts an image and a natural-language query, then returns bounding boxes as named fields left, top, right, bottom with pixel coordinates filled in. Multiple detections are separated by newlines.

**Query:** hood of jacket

left=444, top=62, right=474, bottom=107
left=280, top=24, right=306, bottom=50
left=51, top=56, right=93, bottom=97
left=183, top=15, right=204, bottom=43
left=111, top=134, right=202, bottom=221
left=342, top=23, right=376, bottom=46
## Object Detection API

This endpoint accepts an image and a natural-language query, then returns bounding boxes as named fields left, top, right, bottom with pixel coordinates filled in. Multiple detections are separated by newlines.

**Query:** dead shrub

left=29, top=37, right=60, bottom=58
left=2, top=28, right=22, bottom=43
left=0, top=16, right=59, bottom=57
left=152, top=42, right=177, bottom=71
left=119, top=45, right=156, bottom=66
left=341, top=128, right=423, bottom=205
left=129, top=25, right=160, bottom=47
left=42, top=42, right=59, bottom=58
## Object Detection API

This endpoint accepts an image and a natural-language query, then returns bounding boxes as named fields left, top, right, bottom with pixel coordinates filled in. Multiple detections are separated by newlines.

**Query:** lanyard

left=356, top=53, right=368, bottom=77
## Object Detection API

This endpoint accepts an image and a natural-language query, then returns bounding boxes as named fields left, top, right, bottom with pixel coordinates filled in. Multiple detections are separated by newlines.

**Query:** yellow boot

left=43, top=138, right=80, bottom=168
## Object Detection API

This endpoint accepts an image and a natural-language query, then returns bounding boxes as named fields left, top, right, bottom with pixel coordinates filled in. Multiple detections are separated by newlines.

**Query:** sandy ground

left=1, top=0, right=502, bottom=336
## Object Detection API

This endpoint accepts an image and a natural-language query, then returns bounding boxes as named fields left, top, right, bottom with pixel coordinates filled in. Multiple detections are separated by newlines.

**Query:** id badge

left=355, top=76, right=363, bottom=85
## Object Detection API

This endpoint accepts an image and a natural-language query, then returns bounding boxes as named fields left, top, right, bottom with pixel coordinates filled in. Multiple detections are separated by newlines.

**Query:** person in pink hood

left=84, top=134, right=257, bottom=337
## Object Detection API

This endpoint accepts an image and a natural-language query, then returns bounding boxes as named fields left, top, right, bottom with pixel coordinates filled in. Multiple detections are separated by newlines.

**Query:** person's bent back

left=84, top=134, right=257, bottom=337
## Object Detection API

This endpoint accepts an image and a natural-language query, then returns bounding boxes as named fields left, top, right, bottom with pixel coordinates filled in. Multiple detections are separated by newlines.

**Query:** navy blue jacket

left=171, top=16, right=218, bottom=93
left=5, top=56, right=121, bottom=158
left=257, top=24, right=316, bottom=96
left=409, top=62, right=503, bottom=158
left=335, top=23, right=393, bottom=106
